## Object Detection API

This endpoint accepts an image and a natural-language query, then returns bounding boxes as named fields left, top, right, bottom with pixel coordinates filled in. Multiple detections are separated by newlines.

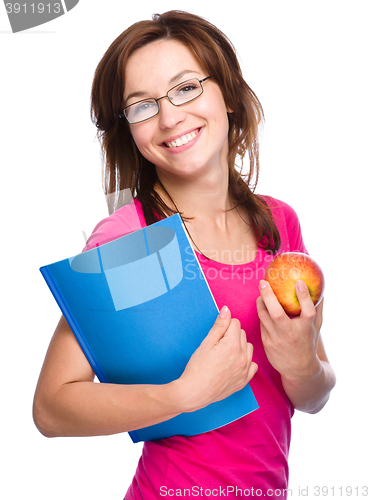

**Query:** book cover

left=40, top=213, right=258, bottom=442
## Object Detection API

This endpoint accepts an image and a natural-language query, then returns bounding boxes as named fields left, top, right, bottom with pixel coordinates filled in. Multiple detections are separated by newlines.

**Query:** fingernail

left=219, top=306, right=228, bottom=318
left=296, top=280, right=307, bottom=292
left=259, top=280, right=268, bottom=290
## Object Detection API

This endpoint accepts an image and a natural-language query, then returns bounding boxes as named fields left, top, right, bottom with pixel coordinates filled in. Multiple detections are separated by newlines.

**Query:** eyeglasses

left=120, top=76, right=211, bottom=124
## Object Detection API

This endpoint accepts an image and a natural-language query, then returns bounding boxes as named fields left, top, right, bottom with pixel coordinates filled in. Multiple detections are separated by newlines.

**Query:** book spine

left=40, top=266, right=109, bottom=383
left=179, top=219, right=219, bottom=312
left=128, top=430, right=140, bottom=443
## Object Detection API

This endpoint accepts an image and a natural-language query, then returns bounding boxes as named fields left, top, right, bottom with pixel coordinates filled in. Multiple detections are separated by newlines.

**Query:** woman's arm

left=256, top=280, right=336, bottom=414
left=281, top=338, right=336, bottom=414
left=33, top=307, right=257, bottom=438
left=33, top=316, right=181, bottom=437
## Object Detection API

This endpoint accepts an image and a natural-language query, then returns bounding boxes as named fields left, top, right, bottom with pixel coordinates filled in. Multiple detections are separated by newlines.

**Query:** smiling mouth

left=164, top=129, right=200, bottom=148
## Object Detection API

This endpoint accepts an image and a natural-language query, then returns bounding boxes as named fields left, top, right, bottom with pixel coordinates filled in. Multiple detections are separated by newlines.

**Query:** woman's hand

left=175, top=306, right=258, bottom=413
left=256, top=279, right=335, bottom=413
left=257, top=279, right=322, bottom=385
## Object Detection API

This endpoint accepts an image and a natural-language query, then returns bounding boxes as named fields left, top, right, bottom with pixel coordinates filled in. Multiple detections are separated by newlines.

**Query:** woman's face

left=123, top=39, right=231, bottom=182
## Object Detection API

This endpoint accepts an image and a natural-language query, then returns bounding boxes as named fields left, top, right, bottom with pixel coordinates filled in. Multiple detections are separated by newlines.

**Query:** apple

left=264, top=252, right=325, bottom=316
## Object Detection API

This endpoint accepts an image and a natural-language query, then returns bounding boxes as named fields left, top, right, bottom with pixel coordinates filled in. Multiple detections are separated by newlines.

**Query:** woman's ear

left=227, top=106, right=234, bottom=114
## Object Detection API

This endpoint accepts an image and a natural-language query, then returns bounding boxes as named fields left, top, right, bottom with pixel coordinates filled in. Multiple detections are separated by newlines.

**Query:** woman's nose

left=157, top=98, right=186, bottom=129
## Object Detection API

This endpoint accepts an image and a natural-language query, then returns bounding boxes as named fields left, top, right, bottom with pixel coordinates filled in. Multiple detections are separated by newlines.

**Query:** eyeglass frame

left=120, top=76, right=212, bottom=124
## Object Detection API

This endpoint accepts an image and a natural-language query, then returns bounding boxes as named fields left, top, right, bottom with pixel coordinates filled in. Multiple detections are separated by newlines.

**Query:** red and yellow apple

left=264, top=252, right=325, bottom=316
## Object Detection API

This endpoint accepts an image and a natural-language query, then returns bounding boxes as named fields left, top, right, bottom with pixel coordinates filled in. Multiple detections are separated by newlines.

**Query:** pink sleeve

left=260, top=195, right=308, bottom=254
left=279, top=200, right=308, bottom=254
left=82, top=200, right=145, bottom=252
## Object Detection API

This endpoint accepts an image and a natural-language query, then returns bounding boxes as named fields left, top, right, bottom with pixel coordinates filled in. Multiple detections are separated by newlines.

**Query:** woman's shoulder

left=258, top=194, right=297, bottom=217
left=258, top=194, right=301, bottom=225
left=258, top=194, right=307, bottom=253
left=82, top=199, right=145, bottom=252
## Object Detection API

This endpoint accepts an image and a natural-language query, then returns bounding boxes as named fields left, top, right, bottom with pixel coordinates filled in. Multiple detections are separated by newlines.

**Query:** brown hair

left=90, top=10, right=280, bottom=252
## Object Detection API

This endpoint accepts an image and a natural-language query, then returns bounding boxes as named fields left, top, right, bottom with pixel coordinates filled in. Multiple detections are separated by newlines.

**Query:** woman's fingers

left=202, top=305, right=232, bottom=347
left=179, top=309, right=257, bottom=410
left=295, top=280, right=317, bottom=322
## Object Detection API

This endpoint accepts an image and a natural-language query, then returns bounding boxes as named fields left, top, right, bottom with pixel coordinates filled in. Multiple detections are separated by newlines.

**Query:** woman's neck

left=154, top=164, right=235, bottom=227
left=154, top=164, right=257, bottom=264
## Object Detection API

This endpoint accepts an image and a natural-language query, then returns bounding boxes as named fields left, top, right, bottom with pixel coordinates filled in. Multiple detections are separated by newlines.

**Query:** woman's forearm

left=33, top=308, right=257, bottom=438
left=33, top=379, right=184, bottom=438
left=281, top=358, right=336, bottom=414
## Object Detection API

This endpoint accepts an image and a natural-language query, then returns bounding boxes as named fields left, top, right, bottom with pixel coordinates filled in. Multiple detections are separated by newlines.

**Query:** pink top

left=83, top=196, right=307, bottom=499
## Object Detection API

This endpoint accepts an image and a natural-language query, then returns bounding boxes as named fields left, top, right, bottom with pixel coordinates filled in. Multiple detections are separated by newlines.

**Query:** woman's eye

left=132, top=101, right=156, bottom=115
left=177, top=84, right=197, bottom=94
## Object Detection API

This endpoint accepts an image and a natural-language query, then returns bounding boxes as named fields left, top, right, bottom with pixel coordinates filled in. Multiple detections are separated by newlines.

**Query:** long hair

left=90, top=10, right=280, bottom=252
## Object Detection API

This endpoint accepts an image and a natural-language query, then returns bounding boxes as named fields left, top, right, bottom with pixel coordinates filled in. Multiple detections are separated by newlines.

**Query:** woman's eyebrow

left=168, top=69, right=201, bottom=86
left=125, top=69, right=201, bottom=103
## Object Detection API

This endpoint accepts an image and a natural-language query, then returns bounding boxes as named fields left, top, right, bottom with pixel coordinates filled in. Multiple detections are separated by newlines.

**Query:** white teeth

left=166, top=130, right=199, bottom=148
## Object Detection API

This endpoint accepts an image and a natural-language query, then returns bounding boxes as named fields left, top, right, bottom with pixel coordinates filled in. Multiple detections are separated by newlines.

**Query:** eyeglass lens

left=124, top=78, right=204, bottom=124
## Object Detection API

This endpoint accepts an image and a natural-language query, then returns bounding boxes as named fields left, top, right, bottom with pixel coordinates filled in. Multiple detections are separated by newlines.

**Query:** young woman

left=33, top=10, right=336, bottom=499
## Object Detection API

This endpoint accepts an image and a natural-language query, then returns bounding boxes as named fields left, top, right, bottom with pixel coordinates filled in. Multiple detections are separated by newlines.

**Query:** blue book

left=40, top=213, right=258, bottom=442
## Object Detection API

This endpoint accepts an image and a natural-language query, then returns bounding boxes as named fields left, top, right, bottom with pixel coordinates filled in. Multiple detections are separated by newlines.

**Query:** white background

left=1, top=1, right=369, bottom=499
